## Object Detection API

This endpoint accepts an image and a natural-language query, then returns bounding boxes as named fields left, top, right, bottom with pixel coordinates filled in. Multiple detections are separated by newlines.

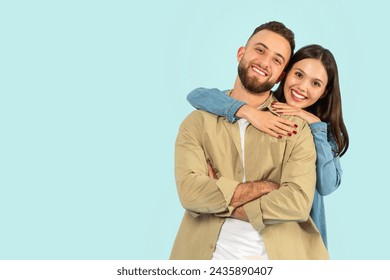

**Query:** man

left=171, top=21, right=328, bottom=259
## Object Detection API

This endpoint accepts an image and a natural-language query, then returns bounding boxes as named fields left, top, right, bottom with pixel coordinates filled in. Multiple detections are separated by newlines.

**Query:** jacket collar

left=227, top=90, right=280, bottom=116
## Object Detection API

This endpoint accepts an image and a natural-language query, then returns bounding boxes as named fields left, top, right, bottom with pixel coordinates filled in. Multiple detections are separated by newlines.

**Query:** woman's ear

left=320, top=88, right=330, bottom=99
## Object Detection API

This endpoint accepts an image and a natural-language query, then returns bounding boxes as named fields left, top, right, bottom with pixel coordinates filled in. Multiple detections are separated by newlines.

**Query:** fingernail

left=288, top=133, right=292, bottom=137
left=293, top=131, right=297, bottom=134
left=294, top=124, right=298, bottom=128
left=278, top=135, right=282, bottom=139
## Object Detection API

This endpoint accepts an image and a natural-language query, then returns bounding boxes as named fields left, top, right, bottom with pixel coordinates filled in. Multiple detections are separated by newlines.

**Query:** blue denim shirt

left=187, top=87, right=343, bottom=248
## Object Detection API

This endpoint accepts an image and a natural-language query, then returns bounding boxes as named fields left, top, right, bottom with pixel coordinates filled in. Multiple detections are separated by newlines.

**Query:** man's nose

left=264, top=54, right=273, bottom=66
left=259, top=54, right=271, bottom=69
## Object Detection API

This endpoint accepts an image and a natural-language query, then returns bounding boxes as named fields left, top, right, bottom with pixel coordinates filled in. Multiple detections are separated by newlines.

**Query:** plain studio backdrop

left=0, top=0, right=388, bottom=259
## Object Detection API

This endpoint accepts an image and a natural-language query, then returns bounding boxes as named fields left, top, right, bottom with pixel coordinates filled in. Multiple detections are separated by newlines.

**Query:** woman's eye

left=295, top=72, right=303, bottom=78
left=313, top=81, right=321, bottom=87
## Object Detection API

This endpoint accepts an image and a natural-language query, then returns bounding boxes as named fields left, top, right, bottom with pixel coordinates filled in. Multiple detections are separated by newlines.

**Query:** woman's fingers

left=263, top=127, right=280, bottom=138
left=277, top=117, right=298, bottom=129
left=263, top=119, right=297, bottom=138
left=271, top=125, right=295, bottom=137
left=249, top=110, right=298, bottom=138
left=272, top=102, right=301, bottom=116
left=271, top=101, right=291, bottom=109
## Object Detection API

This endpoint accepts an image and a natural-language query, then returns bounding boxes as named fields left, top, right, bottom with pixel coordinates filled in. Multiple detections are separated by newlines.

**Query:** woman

left=187, top=44, right=349, bottom=248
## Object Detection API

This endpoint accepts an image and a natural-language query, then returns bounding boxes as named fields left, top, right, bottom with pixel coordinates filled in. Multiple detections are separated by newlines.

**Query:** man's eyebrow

left=254, top=42, right=286, bottom=63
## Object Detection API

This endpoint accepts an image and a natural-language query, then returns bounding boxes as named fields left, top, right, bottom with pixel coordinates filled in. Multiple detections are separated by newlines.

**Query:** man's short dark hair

left=249, top=21, right=295, bottom=55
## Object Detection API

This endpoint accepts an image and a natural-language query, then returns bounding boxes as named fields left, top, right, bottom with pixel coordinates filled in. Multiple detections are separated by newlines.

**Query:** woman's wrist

left=236, top=104, right=255, bottom=119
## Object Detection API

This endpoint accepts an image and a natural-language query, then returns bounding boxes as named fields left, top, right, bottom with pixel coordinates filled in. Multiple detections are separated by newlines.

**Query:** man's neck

left=230, top=76, right=271, bottom=108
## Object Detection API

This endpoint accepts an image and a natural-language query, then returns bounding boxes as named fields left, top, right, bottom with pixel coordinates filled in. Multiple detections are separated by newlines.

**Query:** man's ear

left=237, top=46, right=245, bottom=62
left=276, top=71, right=286, bottom=83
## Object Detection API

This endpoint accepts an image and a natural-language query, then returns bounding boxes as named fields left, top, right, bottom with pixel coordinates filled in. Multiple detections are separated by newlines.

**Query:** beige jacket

left=170, top=94, right=328, bottom=260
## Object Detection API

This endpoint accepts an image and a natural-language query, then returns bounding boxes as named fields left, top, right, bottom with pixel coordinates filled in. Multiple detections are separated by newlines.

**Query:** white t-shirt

left=212, top=119, right=268, bottom=260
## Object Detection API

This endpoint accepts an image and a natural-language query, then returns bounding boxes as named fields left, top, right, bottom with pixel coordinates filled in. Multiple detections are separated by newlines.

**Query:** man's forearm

left=230, top=180, right=279, bottom=208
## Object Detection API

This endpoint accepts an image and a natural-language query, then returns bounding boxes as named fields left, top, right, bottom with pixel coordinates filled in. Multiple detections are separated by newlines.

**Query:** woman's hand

left=271, top=102, right=321, bottom=124
left=237, top=105, right=297, bottom=138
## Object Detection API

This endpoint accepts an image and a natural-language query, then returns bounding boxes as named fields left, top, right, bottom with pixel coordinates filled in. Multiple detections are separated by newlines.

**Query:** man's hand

left=230, top=180, right=280, bottom=208
left=206, top=158, right=219, bottom=179
left=231, top=205, right=248, bottom=222
left=229, top=180, right=279, bottom=222
left=205, top=158, right=279, bottom=220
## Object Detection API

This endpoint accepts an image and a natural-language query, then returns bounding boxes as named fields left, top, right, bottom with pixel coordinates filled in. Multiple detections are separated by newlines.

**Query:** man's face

left=237, top=29, right=291, bottom=94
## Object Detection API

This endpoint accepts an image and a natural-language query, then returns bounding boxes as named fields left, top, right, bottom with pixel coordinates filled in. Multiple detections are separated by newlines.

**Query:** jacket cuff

left=243, top=199, right=265, bottom=232
left=214, top=176, right=240, bottom=217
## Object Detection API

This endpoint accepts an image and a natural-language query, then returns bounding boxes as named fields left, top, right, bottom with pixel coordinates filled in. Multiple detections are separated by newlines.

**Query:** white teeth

left=252, top=67, right=266, bottom=76
left=292, top=90, right=306, bottom=100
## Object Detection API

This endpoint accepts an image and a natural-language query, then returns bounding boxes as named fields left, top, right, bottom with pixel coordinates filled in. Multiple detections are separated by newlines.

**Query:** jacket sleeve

left=243, top=120, right=317, bottom=232
left=310, top=122, right=343, bottom=196
left=187, top=87, right=246, bottom=123
left=174, top=111, right=240, bottom=217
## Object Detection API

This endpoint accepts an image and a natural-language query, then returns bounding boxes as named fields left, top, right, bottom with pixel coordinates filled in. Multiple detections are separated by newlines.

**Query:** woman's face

left=283, top=58, right=328, bottom=109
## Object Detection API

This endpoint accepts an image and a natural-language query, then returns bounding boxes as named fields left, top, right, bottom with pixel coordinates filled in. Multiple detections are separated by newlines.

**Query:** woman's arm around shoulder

left=187, top=87, right=245, bottom=123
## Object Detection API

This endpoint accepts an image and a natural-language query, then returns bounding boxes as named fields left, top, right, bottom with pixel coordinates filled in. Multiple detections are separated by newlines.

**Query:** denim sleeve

left=187, top=87, right=246, bottom=123
left=309, top=122, right=343, bottom=196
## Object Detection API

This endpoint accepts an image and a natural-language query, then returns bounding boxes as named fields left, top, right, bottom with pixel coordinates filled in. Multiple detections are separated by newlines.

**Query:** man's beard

left=237, top=62, right=274, bottom=94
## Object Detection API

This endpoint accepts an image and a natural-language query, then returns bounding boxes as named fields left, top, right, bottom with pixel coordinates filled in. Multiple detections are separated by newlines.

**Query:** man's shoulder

left=179, top=110, right=221, bottom=129
left=278, top=115, right=313, bottom=144
left=183, top=109, right=220, bottom=122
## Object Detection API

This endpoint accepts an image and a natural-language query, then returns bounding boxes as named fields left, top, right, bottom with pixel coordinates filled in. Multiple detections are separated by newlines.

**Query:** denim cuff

left=226, top=100, right=246, bottom=123
left=309, top=122, right=327, bottom=134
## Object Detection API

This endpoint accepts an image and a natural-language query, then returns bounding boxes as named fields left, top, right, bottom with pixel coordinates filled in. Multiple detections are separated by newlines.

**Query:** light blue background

left=1, top=0, right=388, bottom=259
